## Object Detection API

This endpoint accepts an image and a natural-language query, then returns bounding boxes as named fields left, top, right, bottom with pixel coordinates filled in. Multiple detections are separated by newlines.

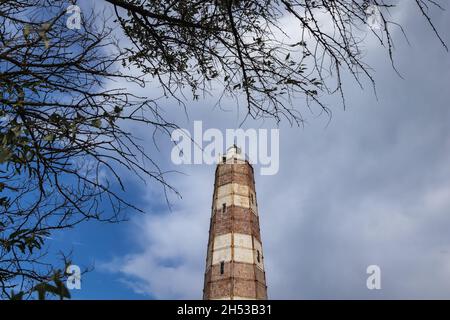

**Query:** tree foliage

left=107, top=0, right=447, bottom=123
left=0, top=0, right=174, bottom=299
left=0, top=0, right=446, bottom=299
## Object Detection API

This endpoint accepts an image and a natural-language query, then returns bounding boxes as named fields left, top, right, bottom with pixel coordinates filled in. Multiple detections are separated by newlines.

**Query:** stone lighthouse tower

left=203, top=145, right=267, bottom=300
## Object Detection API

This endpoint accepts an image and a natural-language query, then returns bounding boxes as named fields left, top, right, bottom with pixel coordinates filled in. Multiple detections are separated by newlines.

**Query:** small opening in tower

left=250, top=193, right=254, bottom=204
left=222, top=203, right=226, bottom=213
left=257, top=250, right=260, bottom=263
left=233, top=158, right=237, bottom=164
left=222, top=156, right=226, bottom=163
left=220, top=261, right=224, bottom=274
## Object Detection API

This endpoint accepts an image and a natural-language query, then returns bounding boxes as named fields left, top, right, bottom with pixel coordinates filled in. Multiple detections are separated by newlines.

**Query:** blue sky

left=42, top=1, right=450, bottom=299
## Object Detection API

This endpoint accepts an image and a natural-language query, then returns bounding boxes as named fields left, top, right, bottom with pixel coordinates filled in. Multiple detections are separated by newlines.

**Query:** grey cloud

left=101, top=3, right=450, bottom=299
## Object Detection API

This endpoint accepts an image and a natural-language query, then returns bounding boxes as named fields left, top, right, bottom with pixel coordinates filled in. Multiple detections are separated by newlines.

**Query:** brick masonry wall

left=203, top=161, right=267, bottom=300
left=203, top=262, right=267, bottom=299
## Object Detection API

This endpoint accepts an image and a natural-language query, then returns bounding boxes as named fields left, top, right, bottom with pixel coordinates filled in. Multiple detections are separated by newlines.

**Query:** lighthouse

left=203, top=145, right=267, bottom=300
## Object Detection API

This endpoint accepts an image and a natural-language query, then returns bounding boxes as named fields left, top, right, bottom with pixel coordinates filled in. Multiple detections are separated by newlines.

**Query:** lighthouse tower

left=203, top=145, right=267, bottom=300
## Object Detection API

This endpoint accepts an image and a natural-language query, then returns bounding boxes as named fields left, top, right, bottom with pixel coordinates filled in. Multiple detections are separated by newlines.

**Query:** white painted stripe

left=213, top=182, right=258, bottom=215
left=210, top=233, right=265, bottom=270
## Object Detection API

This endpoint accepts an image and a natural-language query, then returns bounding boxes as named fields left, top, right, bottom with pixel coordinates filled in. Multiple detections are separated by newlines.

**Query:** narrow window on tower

left=250, top=193, right=254, bottom=204
left=233, top=158, right=237, bottom=164
left=222, top=203, right=226, bottom=214
left=220, top=261, right=224, bottom=274
left=257, top=250, right=260, bottom=263
left=222, top=156, right=226, bottom=163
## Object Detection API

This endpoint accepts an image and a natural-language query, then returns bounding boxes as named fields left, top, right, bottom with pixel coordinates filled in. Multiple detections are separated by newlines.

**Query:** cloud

left=99, top=3, right=450, bottom=299
left=100, top=166, right=213, bottom=299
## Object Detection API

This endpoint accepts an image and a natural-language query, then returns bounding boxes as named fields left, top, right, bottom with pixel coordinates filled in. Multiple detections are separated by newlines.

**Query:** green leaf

left=0, top=197, right=9, bottom=206
left=43, top=134, right=55, bottom=142
left=11, top=290, right=24, bottom=300
left=91, top=119, right=102, bottom=128
left=9, top=228, right=29, bottom=239
left=0, top=148, right=12, bottom=164
left=53, top=278, right=71, bottom=299
left=33, top=283, right=48, bottom=300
